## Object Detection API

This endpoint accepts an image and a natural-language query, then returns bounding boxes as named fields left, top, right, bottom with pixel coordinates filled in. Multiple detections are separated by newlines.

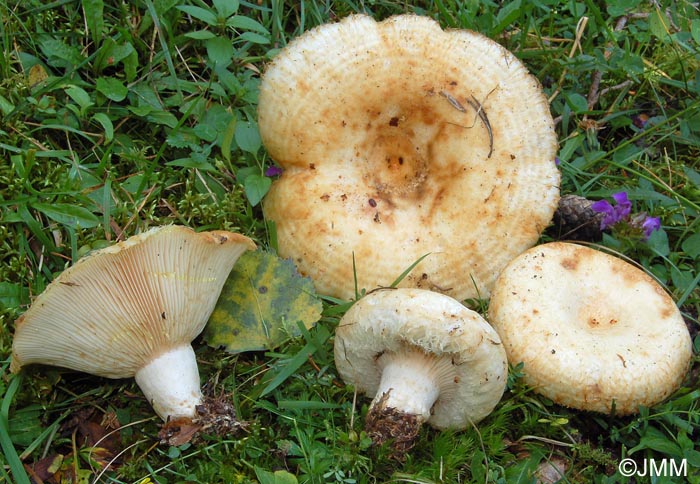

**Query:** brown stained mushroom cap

left=11, top=225, right=256, bottom=378
left=488, top=242, right=693, bottom=415
left=259, top=14, right=560, bottom=301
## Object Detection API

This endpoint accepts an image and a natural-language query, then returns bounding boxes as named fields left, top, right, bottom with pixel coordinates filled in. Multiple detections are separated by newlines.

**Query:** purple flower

left=555, top=156, right=561, bottom=166
left=611, top=192, right=632, bottom=219
left=641, top=216, right=661, bottom=239
left=590, top=199, right=616, bottom=228
left=265, top=165, right=283, bottom=177
left=591, top=191, right=631, bottom=230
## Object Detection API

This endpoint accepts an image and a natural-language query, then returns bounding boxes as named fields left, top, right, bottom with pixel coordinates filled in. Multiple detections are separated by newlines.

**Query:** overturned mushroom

left=11, top=225, right=256, bottom=421
left=259, top=14, right=560, bottom=301
left=488, top=242, right=693, bottom=415
left=334, top=288, right=508, bottom=453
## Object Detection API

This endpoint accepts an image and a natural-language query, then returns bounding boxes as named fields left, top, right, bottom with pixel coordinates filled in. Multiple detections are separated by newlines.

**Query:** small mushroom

left=11, top=225, right=256, bottom=421
left=488, top=242, right=693, bottom=415
left=334, top=288, right=508, bottom=453
left=259, top=14, right=560, bottom=301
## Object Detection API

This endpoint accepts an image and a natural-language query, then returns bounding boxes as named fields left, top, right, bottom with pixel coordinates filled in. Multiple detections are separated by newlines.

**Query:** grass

left=1, top=0, right=699, bottom=482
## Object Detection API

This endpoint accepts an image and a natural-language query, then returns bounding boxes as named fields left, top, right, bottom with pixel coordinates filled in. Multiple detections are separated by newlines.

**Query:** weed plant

left=1, top=0, right=699, bottom=483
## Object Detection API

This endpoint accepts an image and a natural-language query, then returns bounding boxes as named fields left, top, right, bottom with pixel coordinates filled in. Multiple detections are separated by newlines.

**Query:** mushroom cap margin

left=333, top=288, right=508, bottom=429
left=488, top=241, right=693, bottom=414
left=11, top=225, right=256, bottom=378
left=259, top=13, right=560, bottom=301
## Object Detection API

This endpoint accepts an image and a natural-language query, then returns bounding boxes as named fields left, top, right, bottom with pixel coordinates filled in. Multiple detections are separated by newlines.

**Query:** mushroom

left=11, top=225, right=256, bottom=420
left=334, top=288, right=508, bottom=453
left=259, top=14, right=560, bottom=301
left=488, top=241, right=693, bottom=415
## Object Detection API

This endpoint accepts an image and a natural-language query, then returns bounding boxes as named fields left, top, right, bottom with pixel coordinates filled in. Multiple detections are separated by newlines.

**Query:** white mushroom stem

left=134, top=344, right=202, bottom=421
left=371, top=348, right=455, bottom=422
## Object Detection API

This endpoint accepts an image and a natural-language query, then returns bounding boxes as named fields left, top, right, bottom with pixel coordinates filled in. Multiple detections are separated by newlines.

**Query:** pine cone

left=549, top=194, right=605, bottom=241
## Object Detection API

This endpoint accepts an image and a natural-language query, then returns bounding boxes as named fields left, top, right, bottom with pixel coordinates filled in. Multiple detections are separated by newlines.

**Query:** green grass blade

left=0, top=374, right=31, bottom=484
left=676, top=270, right=700, bottom=308
left=389, top=253, right=431, bottom=288
left=255, top=324, right=330, bottom=398
left=143, top=0, right=183, bottom=102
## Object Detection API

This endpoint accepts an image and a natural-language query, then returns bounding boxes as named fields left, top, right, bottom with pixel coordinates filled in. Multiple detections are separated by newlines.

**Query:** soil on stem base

left=365, top=391, right=423, bottom=459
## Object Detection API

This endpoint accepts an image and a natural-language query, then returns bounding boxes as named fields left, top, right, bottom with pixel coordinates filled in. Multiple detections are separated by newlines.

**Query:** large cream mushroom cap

left=488, top=242, right=693, bottom=415
left=259, top=14, right=560, bottom=301
left=334, top=288, right=508, bottom=435
left=11, top=225, right=256, bottom=419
